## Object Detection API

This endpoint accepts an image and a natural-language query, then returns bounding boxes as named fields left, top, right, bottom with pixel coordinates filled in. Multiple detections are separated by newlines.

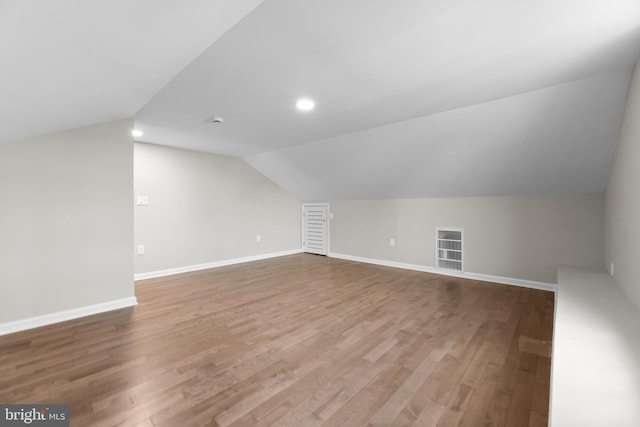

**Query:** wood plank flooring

left=0, top=254, right=554, bottom=426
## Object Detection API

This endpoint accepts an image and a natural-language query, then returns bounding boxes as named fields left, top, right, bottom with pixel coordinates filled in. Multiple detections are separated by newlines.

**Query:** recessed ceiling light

left=296, top=98, right=315, bottom=111
left=131, top=129, right=143, bottom=138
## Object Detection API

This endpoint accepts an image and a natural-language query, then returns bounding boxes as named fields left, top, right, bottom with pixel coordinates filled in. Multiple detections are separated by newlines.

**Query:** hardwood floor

left=0, top=254, right=554, bottom=426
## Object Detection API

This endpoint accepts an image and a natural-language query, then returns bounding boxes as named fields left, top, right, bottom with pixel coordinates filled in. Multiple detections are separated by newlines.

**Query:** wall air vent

left=436, top=228, right=463, bottom=272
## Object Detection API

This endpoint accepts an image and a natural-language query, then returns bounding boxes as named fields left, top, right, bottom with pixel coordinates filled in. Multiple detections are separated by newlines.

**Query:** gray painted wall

left=606, top=60, right=640, bottom=311
left=134, top=143, right=301, bottom=274
left=0, top=120, right=135, bottom=324
left=330, top=195, right=605, bottom=284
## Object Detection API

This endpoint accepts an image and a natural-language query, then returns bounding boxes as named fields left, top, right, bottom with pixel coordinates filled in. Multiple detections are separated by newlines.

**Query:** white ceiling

left=3, top=0, right=640, bottom=201
left=246, top=71, right=631, bottom=200
left=0, top=0, right=263, bottom=144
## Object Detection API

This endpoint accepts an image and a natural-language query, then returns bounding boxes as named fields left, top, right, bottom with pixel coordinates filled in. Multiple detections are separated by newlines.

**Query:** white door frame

left=301, top=203, right=330, bottom=255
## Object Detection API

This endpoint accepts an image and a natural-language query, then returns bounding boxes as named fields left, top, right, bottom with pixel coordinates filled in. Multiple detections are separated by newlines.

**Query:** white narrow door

left=303, top=205, right=328, bottom=255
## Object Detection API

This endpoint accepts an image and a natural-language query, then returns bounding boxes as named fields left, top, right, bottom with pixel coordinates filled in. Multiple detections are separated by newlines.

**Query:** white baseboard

left=0, top=297, right=138, bottom=336
left=329, top=252, right=557, bottom=292
left=134, top=249, right=304, bottom=281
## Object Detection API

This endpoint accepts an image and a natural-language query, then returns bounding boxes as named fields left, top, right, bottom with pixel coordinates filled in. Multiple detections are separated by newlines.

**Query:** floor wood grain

left=0, top=254, right=554, bottom=426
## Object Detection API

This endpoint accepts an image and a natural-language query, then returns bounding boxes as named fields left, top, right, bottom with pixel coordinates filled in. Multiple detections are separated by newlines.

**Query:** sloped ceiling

left=0, top=0, right=264, bottom=144
left=246, top=71, right=631, bottom=200
left=135, top=0, right=640, bottom=200
left=3, top=0, right=640, bottom=201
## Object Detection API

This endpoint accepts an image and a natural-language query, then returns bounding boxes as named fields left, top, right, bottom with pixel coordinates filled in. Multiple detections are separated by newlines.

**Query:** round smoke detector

left=209, top=116, right=224, bottom=124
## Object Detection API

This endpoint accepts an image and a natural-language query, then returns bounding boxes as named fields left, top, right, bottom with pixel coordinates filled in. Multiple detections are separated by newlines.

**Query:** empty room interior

left=1, top=1, right=640, bottom=426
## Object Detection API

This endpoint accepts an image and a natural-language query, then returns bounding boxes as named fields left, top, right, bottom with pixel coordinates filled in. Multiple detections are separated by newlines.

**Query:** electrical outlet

left=137, top=245, right=145, bottom=255
left=136, top=195, right=148, bottom=206
left=389, top=238, right=396, bottom=247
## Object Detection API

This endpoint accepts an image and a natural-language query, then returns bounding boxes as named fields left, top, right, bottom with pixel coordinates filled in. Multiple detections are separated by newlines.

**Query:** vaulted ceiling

left=3, top=0, right=640, bottom=201
left=0, top=0, right=264, bottom=144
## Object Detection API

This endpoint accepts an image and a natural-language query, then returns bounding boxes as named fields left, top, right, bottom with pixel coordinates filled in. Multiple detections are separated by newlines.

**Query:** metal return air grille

left=436, top=228, right=463, bottom=271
